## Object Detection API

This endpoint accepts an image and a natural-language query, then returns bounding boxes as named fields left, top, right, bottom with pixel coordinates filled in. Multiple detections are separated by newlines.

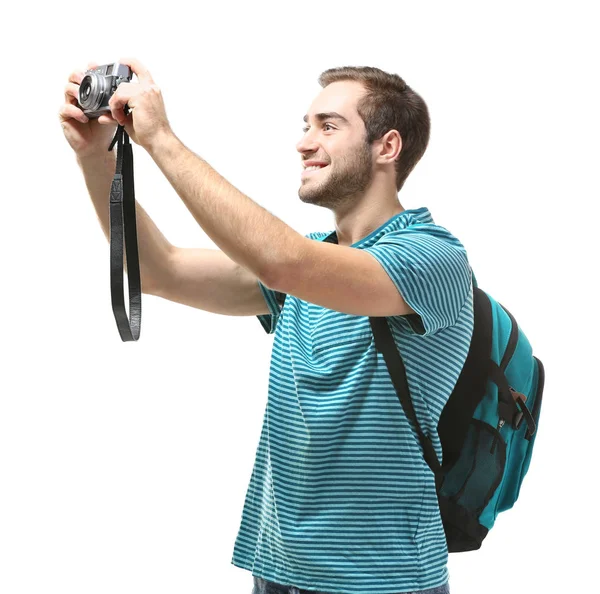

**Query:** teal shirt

left=231, top=207, right=474, bottom=594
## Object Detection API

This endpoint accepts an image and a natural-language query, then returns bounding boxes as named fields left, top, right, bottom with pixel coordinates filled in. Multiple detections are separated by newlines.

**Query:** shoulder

left=376, top=222, right=468, bottom=253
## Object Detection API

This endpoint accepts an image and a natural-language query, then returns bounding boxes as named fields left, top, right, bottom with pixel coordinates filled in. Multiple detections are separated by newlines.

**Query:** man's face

left=296, top=81, right=374, bottom=211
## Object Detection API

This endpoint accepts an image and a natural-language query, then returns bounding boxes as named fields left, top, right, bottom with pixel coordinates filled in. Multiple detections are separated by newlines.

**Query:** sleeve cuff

left=256, top=280, right=285, bottom=334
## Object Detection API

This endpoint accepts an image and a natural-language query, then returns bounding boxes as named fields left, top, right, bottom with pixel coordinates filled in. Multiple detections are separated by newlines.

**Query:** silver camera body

left=78, top=62, right=132, bottom=119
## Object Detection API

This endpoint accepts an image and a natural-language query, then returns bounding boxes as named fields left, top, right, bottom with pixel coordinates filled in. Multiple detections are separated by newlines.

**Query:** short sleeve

left=256, top=281, right=286, bottom=334
left=364, top=226, right=472, bottom=337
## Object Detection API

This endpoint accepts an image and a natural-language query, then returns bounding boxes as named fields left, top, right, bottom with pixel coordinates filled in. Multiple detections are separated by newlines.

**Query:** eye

left=302, top=123, right=335, bottom=133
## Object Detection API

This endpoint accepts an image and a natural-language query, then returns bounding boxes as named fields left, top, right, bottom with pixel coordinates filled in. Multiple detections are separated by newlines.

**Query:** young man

left=61, top=59, right=472, bottom=594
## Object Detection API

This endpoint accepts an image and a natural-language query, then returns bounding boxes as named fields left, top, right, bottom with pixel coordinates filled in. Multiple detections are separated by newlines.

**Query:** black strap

left=437, top=286, right=492, bottom=470
left=107, top=106, right=142, bottom=341
left=488, top=359, right=517, bottom=422
left=514, top=392, right=536, bottom=437
left=369, top=317, right=443, bottom=490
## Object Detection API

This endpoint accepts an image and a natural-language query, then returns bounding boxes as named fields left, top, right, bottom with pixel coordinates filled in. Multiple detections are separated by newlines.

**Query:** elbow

left=260, top=261, right=286, bottom=292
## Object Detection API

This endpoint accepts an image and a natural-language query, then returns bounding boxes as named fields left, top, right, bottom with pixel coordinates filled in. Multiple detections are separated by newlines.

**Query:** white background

left=1, top=1, right=598, bottom=593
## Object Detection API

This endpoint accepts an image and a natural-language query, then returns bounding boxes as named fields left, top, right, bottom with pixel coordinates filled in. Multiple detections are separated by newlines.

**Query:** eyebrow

left=303, top=111, right=350, bottom=125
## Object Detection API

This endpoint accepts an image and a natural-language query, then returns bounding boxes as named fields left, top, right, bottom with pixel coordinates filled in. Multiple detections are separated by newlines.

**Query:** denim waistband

left=252, top=575, right=450, bottom=594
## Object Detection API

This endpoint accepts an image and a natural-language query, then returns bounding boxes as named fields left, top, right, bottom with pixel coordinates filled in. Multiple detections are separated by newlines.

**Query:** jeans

left=252, top=576, right=450, bottom=594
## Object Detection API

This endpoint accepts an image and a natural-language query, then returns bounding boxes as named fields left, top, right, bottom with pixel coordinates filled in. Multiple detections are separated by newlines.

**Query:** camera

left=78, top=62, right=132, bottom=119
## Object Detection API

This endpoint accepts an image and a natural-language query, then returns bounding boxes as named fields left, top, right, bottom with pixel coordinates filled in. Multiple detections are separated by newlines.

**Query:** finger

left=67, top=62, right=98, bottom=89
left=108, top=89, right=133, bottom=125
left=98, top=113, right=117, bottom=125
left=118, top=56, right=154, bottom=84
left=59, top=103, right=89, bottom=124
left=68, top=69, right=86, bottom=85
left=64, top=82, right=81, bottom=105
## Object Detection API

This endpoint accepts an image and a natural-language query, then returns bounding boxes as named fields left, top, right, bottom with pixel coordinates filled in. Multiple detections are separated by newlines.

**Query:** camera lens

left=80, top=79, right=91, bottom=101
left=78, top=72, right=106, bottom=112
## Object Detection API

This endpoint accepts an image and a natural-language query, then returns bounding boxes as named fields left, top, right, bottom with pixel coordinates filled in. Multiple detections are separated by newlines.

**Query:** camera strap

left=107, top=107, right=142, bottom=341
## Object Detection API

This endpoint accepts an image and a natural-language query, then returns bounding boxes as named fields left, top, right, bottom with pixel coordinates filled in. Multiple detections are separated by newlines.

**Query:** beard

left=298, top=140, right=374, bottom=211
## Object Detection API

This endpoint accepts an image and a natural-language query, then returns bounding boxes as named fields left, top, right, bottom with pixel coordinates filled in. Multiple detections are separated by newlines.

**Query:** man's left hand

left=108, top=57, right=172, bottom=151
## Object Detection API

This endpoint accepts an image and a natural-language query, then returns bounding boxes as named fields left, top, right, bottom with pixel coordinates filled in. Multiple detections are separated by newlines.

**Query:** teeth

left=305, top=165, right=325, bottom=171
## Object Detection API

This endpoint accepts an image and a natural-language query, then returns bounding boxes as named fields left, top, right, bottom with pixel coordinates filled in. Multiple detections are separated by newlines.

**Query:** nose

left=296, top=127, right=319, bottom=155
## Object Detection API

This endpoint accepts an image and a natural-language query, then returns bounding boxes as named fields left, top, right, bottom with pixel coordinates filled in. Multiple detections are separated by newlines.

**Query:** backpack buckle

left=513, top=410, right=524, bottom=429
left=510, top=388, right=527, bottom=430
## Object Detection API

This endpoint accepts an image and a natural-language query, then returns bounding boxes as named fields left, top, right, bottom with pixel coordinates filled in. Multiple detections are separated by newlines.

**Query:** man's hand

left=59, top=61, right=120, bottom=159
left=108, top=57, right=173, bottom=151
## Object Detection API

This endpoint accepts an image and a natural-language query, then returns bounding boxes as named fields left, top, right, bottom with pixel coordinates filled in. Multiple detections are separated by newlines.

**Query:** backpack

left=276, top=269, right=545, bottom=553
left=369, top=269, right=545, bottom=552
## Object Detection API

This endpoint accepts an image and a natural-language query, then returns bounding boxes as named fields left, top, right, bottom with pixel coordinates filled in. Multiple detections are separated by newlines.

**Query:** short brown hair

left=317, top=66, right=430, bottom=192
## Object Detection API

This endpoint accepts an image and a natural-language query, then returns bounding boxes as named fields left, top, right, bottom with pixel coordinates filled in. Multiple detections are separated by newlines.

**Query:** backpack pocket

left=495, top=356, right=545, bottom=513
left=439, top=419, right=507, bottom=515
left=437, top=419, right=507, bottom=550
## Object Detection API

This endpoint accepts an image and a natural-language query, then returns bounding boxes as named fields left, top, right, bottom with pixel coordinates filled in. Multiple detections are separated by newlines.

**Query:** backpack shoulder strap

left=370, top=317, right=443, bottom=489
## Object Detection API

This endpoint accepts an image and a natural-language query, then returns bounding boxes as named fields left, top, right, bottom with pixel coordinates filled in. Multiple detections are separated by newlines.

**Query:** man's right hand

left=59, top=61, right=120, bottom=159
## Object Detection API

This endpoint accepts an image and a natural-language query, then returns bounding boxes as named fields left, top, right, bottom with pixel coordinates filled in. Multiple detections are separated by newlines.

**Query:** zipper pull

left=491, top=418, right=505, bottom=454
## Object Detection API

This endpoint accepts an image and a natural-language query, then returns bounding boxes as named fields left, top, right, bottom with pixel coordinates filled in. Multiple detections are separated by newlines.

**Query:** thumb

left=98, top=112, right=117, bottom=125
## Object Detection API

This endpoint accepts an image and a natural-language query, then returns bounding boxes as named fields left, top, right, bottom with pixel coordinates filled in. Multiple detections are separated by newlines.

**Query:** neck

left=330, top=166, right=407, bottom=246
left=333, top=200, right=405, bottom=247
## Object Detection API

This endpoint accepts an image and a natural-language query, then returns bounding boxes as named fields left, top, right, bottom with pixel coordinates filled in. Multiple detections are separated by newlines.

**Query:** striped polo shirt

left=231, top=206, right=474, bottom=594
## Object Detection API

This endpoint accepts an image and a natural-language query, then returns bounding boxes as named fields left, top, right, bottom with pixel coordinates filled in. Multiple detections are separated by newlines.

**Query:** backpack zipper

left=490, top=304, right=519, bottom=455
left=498, top=303, right=519, bottom=372
left=490, top=418, right=504, bottom=454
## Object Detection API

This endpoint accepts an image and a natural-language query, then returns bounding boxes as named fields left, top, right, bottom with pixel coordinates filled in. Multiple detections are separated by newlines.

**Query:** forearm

left=76, top=149, right=174, bottom=294
left=146, top=130, right=301, bottom=284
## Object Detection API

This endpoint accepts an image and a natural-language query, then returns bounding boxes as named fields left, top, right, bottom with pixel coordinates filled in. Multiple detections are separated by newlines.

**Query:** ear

left=375, top=129, right=402, bottom=164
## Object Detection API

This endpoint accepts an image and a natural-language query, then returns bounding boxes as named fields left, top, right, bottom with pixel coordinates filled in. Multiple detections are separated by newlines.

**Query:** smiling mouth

left=302, top=165, right=329, bottom=178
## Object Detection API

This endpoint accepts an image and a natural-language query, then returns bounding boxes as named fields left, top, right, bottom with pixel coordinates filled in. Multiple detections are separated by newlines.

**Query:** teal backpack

left=369, top=269, right=545, bottom=552
left=277, top=267, right=545, bottom=552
